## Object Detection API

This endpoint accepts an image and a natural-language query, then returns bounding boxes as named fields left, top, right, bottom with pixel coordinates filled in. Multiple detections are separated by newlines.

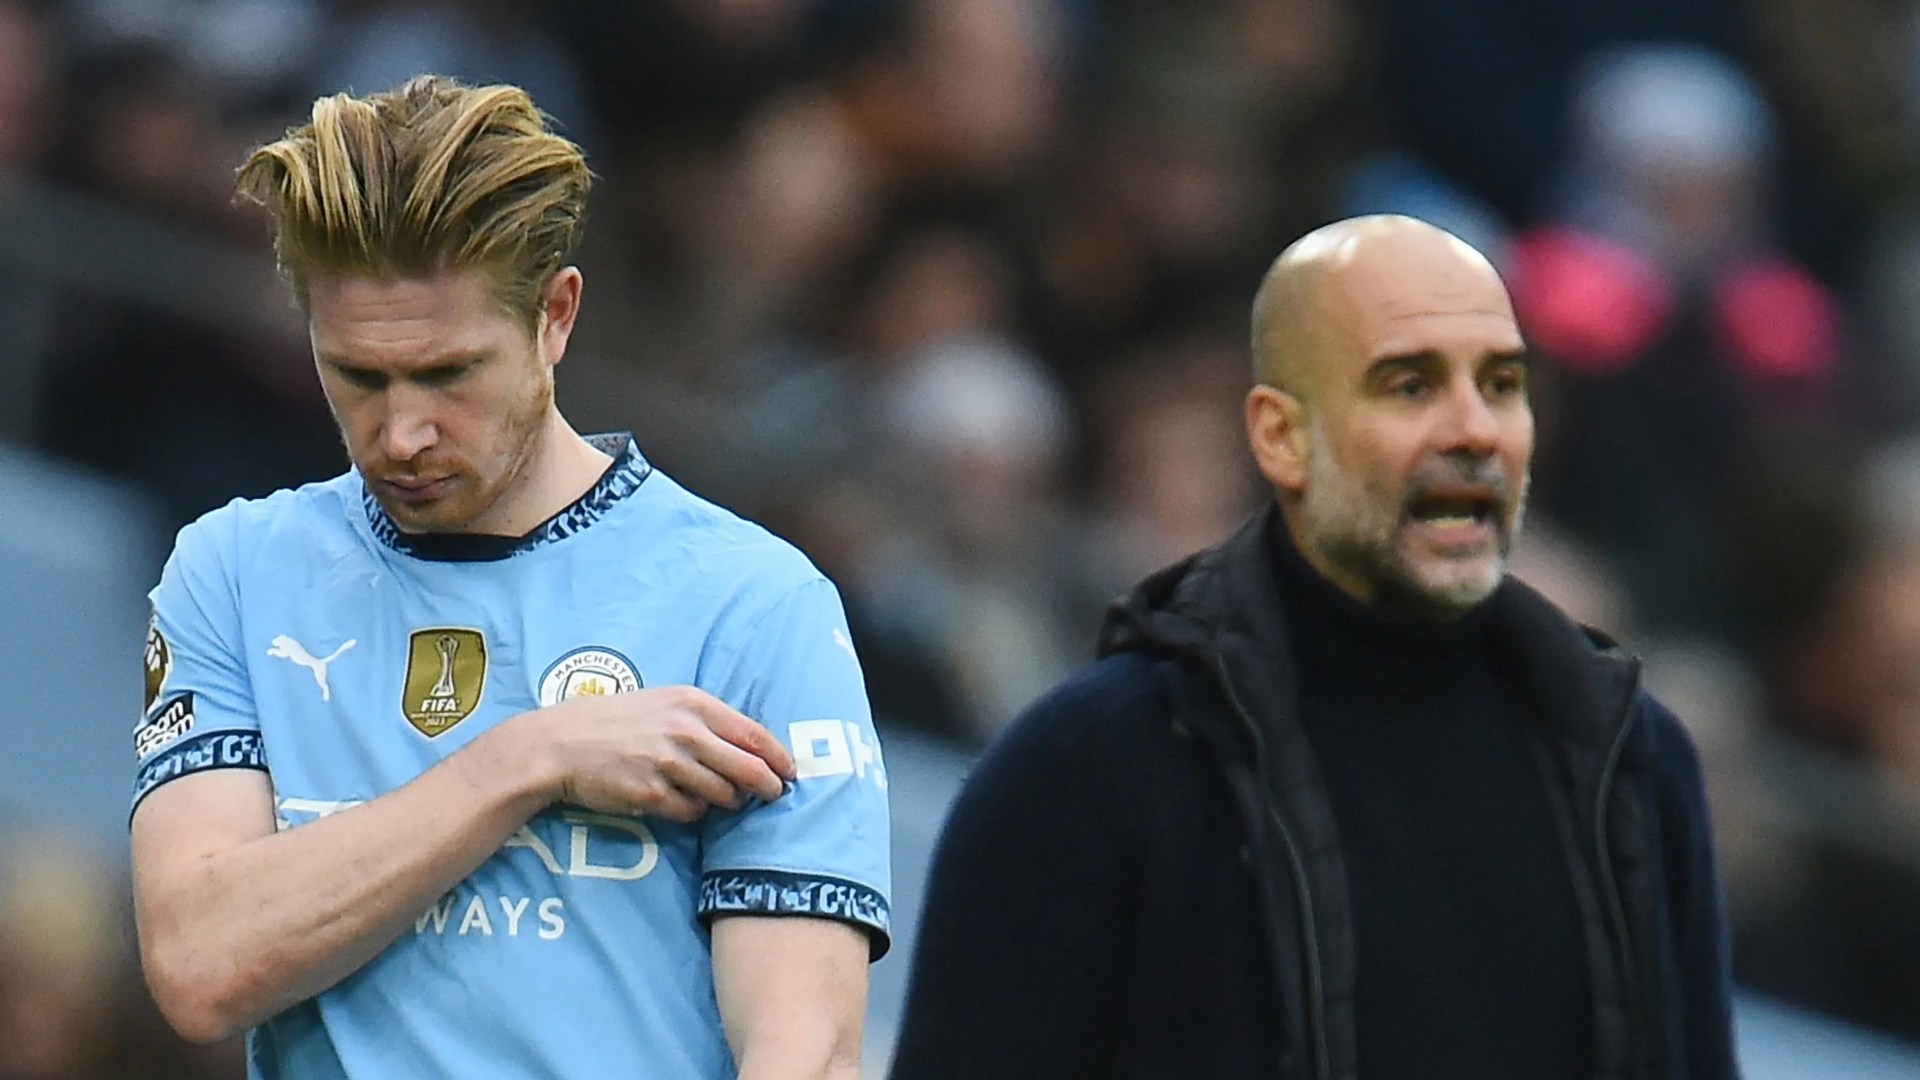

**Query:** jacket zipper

left=1213, top=655, right=1331, bottom=1080
left=1593, top=660, right=1645, bottom=1079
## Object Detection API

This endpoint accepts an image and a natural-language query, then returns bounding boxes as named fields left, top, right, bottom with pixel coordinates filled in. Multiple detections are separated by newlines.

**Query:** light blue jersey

left=133, top=434, right=891, bottom=1079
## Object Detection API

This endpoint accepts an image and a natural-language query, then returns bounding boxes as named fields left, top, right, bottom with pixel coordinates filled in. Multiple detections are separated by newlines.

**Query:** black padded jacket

left=890, top=507, right=1740, bottom=1080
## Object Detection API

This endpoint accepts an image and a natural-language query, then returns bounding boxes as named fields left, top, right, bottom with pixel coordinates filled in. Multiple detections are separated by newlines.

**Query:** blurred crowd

left=5, top=0, right=1920, bottom=1075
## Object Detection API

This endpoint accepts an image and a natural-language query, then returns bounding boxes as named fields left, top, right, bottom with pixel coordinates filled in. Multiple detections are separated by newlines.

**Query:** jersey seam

left=697, top=865, right=886, bottom=890
left=697, top=576, right=833, bottom=696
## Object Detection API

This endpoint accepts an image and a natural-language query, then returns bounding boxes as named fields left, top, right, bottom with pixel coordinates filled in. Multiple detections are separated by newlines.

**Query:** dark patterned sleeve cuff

left=698, top=869, right=892, bottom=960
left=131, top=730, right=268, bottom=816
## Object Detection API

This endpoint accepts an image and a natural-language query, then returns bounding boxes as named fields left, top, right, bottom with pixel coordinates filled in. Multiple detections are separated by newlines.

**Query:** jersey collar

left=363, top=432, right=652, bottom=562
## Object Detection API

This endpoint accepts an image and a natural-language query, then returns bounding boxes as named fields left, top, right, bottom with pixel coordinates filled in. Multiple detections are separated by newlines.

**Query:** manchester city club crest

left=539, top=647, right=642, bottom=706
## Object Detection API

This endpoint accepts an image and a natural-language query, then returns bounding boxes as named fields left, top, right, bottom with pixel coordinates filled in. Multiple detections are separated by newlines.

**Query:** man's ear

left=537, top=266, right=583, bottom=367
left=1246, top=384, right=1310, bottom=495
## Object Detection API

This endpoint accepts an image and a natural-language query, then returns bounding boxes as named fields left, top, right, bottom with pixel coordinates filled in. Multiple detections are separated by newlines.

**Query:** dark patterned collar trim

left=363, top=432, right=652, bottom=562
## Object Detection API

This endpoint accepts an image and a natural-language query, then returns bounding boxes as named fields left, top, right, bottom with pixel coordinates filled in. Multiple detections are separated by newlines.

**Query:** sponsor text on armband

left=698, top=868, right=892, bottom=954
left=133, top=729, right=267, bottom=806
left=135, top=692, right=196, bottom=759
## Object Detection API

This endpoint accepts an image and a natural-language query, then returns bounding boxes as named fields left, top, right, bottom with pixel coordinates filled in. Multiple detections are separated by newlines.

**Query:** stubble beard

left=360, top=365, right=556, bottom=534
left=1299, top=420, right=1527, bottom=621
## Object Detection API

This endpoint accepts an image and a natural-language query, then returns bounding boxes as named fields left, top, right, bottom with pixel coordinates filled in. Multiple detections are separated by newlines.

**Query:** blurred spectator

left=1707, top=453, right=1920, bottom=1044
left=34, top=305, right=340, bottom=531
left=707, top=221, right=1083, bottom=744
left=1073, top=333, right=1261, bottom=621
left=1770, top=0, right=1920, bottom=421
left=1757, top=0, right=1920, bottom=186
left=1369, top=0, right=1735, bottom=223
left=770, top=473, right=975, bottom=744
left=836, top=0, right=1074, bottom=195
left=1031, top=113, right=1273, bottom=383
left=51, top=43, right=247, bottom=229
left=1736, top=530, right=1920, bottom=1042
left=65, top=0, right=321, bottom=101
left=701, top=90, right=883, bottom=355
left=1505, top=520, right=1634, bottom=641
left=27, top=35, right=338, bottom=531
left=0, top=1, right=59, bottom=435
left=871, top=332, right=1080, bottom=740
left=1750, top=0, right=1916, bottom=257
left=1511, top=45, right=1845, bottom=637
left=0, top=0, right=56, bottom=177
left=0, top=825, right=242, bottom=1079
left=316, top=0, right=596, bottom=148
left=1770, top=534, right=1920, bottom=778
left=552, top=0, right=868, bottom=146
left=1028, top=0, right=1370, bottom=383
left=0, top=829, right=120, bottom=1079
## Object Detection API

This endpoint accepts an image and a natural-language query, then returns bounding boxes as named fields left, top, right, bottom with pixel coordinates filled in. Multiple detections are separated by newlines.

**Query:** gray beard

left=1301, top=421, right=1527, bottom=620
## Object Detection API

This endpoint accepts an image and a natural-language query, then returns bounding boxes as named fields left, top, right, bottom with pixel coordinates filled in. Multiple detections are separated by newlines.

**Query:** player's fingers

left=658, top=754, right=744, bottom=811
left=614, top=760, right=714, bottom=818
left=628, top=779, right=708, bottom=824
left=686, top=695, right=796, bottom=780
left=689, top=734, right=787, bottom=803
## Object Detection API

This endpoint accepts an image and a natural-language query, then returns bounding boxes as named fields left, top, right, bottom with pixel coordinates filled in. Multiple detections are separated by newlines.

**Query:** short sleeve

left=698, top=578, right=893, bottom=958
left=132, top=515, right=266, bottom=815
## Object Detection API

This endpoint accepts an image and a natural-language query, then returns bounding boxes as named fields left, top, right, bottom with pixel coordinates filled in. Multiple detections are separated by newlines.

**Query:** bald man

left=890, top=216, right=1737, bottom=1080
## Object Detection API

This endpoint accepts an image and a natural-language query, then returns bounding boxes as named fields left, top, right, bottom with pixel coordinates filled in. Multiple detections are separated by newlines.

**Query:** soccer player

left=129, top=76, right=890, bottom=1079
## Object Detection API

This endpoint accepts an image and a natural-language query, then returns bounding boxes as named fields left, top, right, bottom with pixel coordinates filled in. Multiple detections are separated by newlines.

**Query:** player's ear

left=537, top=267, right=583, bottom=366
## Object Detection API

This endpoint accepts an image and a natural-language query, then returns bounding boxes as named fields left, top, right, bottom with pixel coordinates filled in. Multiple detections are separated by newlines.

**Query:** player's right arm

left=134, top=727, right=542, bottom=1043
left=131, top=520, right=793, bottom=1045
left=134, top=687, right=791, bottom=1044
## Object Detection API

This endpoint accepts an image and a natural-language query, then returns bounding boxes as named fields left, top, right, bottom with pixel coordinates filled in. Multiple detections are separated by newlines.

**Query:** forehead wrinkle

left=1335, top=268, right=1514, bottom=342
left=1378, top=305, right=1515, bottom=323
left=311, top=274, right=507, bottom=370
left=321, top=318, right=478, bottom=358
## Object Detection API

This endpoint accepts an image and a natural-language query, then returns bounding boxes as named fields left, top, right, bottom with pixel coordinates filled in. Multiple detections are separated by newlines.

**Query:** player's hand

left=532, top=686, right=796, bottom=823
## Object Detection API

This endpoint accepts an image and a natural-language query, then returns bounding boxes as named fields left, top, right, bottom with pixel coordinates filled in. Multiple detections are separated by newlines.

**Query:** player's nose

left=379, top=387, right=440, bottom=463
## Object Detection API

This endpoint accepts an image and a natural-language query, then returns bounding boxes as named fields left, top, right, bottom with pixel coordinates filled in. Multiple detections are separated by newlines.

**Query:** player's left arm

left=713, top=916, right=868, bottom=1080
left=698, top=574, right=892, bottom=1078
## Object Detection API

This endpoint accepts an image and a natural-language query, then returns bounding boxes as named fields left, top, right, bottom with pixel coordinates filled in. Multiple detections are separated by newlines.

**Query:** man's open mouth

left=1407, top=488, right=1501, bottom=530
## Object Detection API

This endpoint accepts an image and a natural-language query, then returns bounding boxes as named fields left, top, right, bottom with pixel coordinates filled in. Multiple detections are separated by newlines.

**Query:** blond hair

left=236, top=75, right=590, bottom=329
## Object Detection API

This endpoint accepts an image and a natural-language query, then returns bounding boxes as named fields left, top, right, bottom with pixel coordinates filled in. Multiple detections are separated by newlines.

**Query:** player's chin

left=376, top=491, right=467, bottom=532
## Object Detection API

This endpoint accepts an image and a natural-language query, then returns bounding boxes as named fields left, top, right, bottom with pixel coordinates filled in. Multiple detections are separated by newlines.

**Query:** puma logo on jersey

left=267, top=635, right=357, bottom=702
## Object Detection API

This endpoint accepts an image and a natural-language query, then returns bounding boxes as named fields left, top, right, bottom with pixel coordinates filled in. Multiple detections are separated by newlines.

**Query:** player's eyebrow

left=319, top=351, right=490, bottom=383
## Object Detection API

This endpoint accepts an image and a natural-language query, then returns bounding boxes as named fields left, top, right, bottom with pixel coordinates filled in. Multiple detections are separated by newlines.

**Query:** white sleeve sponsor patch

left=135, top=692, right=196, bottom=759
left=787, top=719, right=886, bottom=790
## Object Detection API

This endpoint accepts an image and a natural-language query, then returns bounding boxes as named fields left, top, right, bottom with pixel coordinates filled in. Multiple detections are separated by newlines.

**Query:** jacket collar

left=1098, top=503, right=1640, bottom=754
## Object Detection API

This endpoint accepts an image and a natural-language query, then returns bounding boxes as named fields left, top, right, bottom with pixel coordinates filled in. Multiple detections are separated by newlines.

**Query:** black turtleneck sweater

left=1272, top=524, right=1594, bottom=1079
